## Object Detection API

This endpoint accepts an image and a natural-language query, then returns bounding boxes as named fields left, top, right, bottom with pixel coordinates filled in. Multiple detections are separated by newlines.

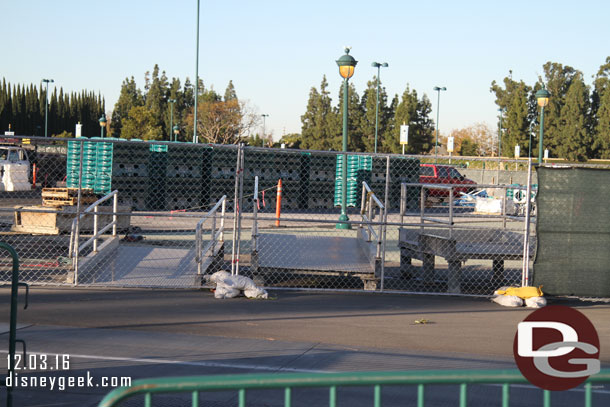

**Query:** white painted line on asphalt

left=0, top=350, right=327, bottom=374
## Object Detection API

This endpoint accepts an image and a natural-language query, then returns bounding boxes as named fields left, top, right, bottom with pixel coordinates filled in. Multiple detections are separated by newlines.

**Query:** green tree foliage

left=383, top=85, right=434, bottom=154
left=0, top=78, right=104, bottom=137
left=300, top=76, right=337, bottom=151
left=459, top=139, right=479, bottom=156
left=336, top=81, right=365, bottom=151
left=121, top=106, right=163, bottom=141
left=110, top=77, right=143, bottom=138
left=490, top=74, right=535, bottom=157
left=109, top=66, right=251, bottom=143
left=538, top=62, right=579, bottom=157
left=556, top=73, right=591, bottom=161
left=360, top=77, right=389, bottom=153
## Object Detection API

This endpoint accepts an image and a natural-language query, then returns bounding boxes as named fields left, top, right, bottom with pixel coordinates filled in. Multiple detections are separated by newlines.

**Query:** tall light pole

left=433, top=86, right=446, bottom=161
left=336, top=47, right=357, bottom=230
left=536, top=85, right=550, bottom=164
left=42, top=79, right=54, bottom=138
left=261, top=114, right=269, bottom=147
left=168, top=98, right=176, bottom=141
left=193, top=0, right=200, bottom=143
left=99, top=114, right=107, bottom=139
left=371, top=62, right=388, bottom=154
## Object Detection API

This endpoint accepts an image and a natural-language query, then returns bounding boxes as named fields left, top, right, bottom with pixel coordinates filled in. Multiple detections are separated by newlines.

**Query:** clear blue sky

left=2, top=0, right=609, bottom=140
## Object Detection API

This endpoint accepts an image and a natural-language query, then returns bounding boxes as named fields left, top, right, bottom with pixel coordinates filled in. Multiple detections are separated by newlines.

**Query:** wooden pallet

left=42, top=188, right=97, bottom=207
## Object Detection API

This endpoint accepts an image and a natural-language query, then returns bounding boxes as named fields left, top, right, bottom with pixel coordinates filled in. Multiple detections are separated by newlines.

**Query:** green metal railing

left=98, top=368, right=610, bottom=407
left=1, top=242, right=29, bottom=407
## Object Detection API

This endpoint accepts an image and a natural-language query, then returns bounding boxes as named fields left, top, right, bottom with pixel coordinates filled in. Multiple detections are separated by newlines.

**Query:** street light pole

left=336, top=48, right=357, bottom=230
left=371, top=62, right=388, bottom=154
left=536, top=85, right=550, bottom=165
left=433, top=86, right=446, bottom=162
left=42, top=79, right=54, bottom=138
left=168, top=99, right=176, bottom=141
left=193, top=0, right=200, bottom=143
left=261, top=114, right=269, bottom=147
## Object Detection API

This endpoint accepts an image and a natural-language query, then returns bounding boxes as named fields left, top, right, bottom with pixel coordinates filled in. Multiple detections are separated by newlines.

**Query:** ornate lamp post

left=99, top=114, right=107, bottom=138
left=433, top=86, right=447, bottom=161
left=42, top=79, right=54, bottom=138
left=371, top=62, right=388, bottom=154
left=336, top=48, right=357, bottom=230
left=536, top=85, right=550, bottom=164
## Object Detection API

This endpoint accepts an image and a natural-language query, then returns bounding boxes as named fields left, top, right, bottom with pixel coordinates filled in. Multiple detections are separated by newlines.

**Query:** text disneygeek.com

left=5, top=353, right=131, bottom=391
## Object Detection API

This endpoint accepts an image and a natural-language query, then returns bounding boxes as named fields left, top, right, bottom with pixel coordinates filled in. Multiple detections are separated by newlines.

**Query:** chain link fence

left=0, top=136, right=544, bottom=296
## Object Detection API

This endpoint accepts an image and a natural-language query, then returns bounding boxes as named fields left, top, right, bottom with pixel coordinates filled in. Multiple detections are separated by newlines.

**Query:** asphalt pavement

left=1, top=287, right=609, bottom=406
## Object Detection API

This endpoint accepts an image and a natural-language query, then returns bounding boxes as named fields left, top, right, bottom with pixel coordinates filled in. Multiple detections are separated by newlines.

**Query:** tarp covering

left=534, top=166, right=610, bottom=297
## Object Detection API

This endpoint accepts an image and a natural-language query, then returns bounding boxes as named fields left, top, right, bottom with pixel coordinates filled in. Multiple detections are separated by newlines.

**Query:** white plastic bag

left=207, top=271, right=268, bottom=299
left=491, top=295, right=524, bottom=307
left=525, top=296, right=547, bottom=308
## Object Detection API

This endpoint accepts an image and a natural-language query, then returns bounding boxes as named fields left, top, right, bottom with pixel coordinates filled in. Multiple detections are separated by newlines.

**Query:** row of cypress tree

left=0, top=78, right=105, bottom=138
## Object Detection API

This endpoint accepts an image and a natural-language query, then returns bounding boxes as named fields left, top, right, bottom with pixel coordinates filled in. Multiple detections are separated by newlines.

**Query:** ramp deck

left=255, top=233, right=376, bottom=277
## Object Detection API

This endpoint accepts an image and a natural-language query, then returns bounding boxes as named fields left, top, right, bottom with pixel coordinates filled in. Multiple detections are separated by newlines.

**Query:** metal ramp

left=250, top=182, right=385, bottom=290
left=69, top=193, right=227, bottom=288
left=82, top=244, right=221, bottom=288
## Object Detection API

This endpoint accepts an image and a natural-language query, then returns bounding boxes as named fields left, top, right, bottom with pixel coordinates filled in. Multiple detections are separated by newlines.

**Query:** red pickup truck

left=419, top=164, right=476, bottom=198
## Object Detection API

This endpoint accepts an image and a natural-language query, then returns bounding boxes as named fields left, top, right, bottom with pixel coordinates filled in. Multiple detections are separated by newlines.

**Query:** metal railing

left=68, top=190, right=119, bottom=280
left=97, top=369, right=610, bottom=407
left=1, top=242, right=29, bottom=407
left=195, top=195, right=227, bottom=276
left=360, top=181, right=386, bottom=260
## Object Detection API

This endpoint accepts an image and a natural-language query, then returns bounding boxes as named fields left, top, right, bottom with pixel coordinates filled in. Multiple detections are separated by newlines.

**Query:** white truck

left=0, top=146, right=31, bottom=191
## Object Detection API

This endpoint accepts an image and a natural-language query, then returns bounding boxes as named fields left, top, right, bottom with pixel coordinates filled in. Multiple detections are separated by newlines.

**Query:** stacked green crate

left=93, top=138, right=113, bottom=195
left=66, top=139, right=97, bottom=190
left=307, top=155, right=336, bottom=209
left=334, top=155, right=372, bottom=208
left=209, top=147, right=238, bottom=210
left=112, top=140, right=150, bottom=210
left=165, top=143, right=206, bottom=211
left=66, top=140, right=82, bottom=188
left=298, top=153, right=311, bottom=209
left=147, top=144, right=168, bottom=210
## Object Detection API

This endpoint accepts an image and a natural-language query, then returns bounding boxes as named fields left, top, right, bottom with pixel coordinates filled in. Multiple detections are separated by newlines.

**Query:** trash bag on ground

left=206, top=271, right=268, bottom=299
left=491, top=295, right=524, bottom=307
left=525, top=296, right=547, bottom=308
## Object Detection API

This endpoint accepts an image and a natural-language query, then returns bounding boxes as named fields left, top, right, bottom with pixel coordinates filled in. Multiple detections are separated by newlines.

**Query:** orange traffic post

left=275, top=179, right=282, bottom=227
left=32, top=163, right=37, bottom=189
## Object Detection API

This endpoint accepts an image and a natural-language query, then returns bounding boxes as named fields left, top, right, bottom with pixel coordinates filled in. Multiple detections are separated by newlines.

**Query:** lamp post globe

left=336, top=48, right=357, bottom=230
left=173, top=125, right=180, bottom=142
left=99, top=114, right=107, bottom=139
left=536, top=85, right=550, bottom=164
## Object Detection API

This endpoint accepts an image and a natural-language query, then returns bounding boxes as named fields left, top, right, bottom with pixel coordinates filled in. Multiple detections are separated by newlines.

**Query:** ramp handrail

left=359, top=181, right=385, bottom=259
left=98, top=368, right=610, bottom=407
left=195, top=195, right=227, bottom=275
left=69, top=190, right=119, bottom=260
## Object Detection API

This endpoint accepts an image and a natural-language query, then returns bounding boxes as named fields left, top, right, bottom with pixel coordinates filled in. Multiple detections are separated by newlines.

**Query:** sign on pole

left=76, top=123, right=83, bottom=138
left=400, top=125, right=409, bottom=145
left=515, top=145, right=520, bottom=158
left=447, top=136, right=454, bottom=153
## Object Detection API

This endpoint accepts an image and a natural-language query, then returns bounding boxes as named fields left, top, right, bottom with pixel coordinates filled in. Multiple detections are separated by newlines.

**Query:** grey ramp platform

left=85, top=245, right=199, bottom=287
left=257, top=233, right=373, bottom=274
